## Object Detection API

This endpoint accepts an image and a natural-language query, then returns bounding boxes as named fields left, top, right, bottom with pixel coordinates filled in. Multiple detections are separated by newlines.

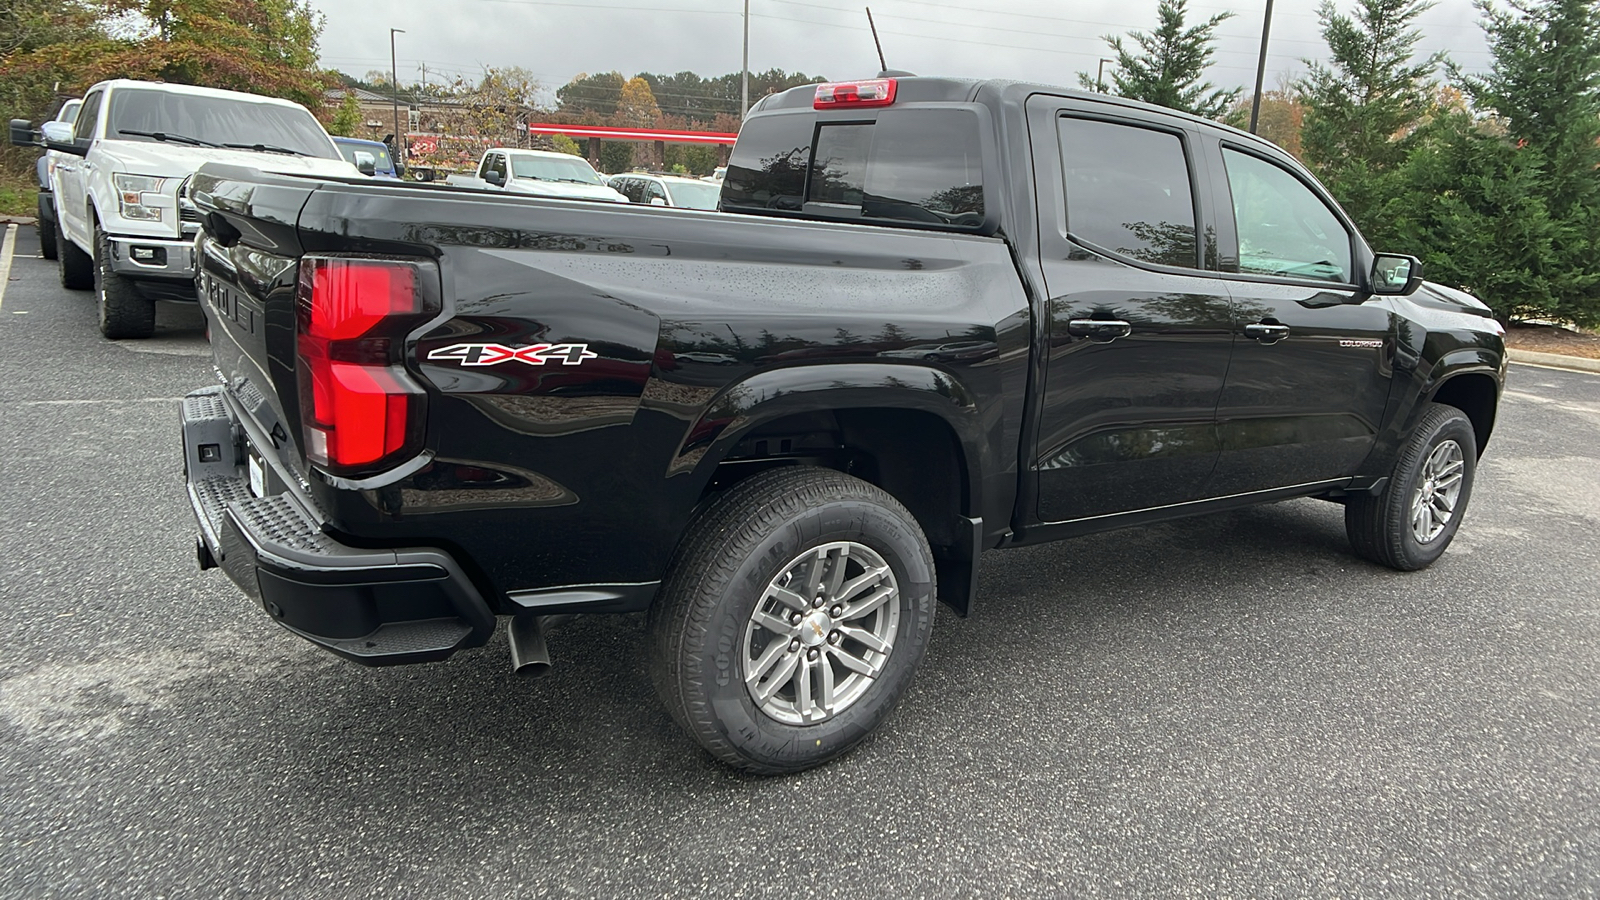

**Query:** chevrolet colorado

left=180, top=76, right=1505, bottom=773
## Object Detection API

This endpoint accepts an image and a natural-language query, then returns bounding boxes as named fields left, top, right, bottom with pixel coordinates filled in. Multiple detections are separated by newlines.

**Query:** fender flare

left=668, top=362, right=990, bottom=517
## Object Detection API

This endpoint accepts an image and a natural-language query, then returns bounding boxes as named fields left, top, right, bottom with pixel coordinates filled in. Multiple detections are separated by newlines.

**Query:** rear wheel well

left=1429, top=373, right=1498, bottom=453
left=702, top=408, right=969, bottom=552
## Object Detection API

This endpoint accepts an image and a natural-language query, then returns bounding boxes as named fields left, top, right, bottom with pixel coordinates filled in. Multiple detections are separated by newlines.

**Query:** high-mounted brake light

left=296, top=257, right=438, bottom=475
left=814, top=78, right=897, bottom=109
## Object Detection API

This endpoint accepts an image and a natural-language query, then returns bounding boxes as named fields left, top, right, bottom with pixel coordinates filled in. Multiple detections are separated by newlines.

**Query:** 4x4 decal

left=426, top=343, right=599, bottom=367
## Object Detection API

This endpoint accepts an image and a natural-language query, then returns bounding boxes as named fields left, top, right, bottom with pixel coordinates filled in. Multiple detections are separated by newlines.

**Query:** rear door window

left=1058, top=117, right=1200, bottom=269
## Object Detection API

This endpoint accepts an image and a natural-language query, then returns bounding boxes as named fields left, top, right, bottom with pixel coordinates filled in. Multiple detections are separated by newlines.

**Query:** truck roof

left=81, top=79, right=314, bottom=110
left=753, top=75, right=1286, bottom=157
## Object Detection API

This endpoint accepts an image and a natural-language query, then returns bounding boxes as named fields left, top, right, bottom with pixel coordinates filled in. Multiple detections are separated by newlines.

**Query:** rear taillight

left=813, top=78, right=897, bottom=109
left=295, top=257, right=439, bottom=476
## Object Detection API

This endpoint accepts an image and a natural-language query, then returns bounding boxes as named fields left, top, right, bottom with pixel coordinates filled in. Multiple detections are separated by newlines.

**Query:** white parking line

left=0, top=223, right=17, bottom=311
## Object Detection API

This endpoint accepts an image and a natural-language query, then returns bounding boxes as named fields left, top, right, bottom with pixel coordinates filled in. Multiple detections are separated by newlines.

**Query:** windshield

left=510, top=155, right=603, bottom=184
left=108, top=89, right=338, bottom=159
left=336, top=141, right=393, bottom=173
left=665, top=180, right=721, bottom=210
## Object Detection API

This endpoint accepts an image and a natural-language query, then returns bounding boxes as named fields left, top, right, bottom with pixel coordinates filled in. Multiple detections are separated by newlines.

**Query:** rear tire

left=94, top=227, right=155, bottom=339
left=57, top=220, right=92, bottom=290
left=648, top=466, right=936, bottom=774
left=37, top=197, right=58, bottom=260
left=1346, top=402, right=1477, bottom=571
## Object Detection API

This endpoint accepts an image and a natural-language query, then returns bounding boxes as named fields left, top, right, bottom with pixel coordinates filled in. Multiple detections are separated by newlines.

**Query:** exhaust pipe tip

left=509, top=614, right=552, bottom=678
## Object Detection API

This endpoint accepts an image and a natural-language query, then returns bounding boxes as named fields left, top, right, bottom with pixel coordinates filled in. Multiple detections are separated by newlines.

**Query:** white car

left=28, top=79, right=359, bottom=338
left=608, top=172, right=723, bottom=210
left=445, top=149, right=626, bottom=203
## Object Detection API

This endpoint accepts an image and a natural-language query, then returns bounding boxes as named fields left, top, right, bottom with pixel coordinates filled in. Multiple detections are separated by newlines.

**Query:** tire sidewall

left=693, top=497, right=935, bottom=771
left=1390, top=410, right=1477, bottom=569
left=93, top=227, right=110, bottom=331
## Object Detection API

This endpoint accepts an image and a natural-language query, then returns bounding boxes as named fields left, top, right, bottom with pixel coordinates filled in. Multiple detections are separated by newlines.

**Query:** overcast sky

left=313, top=0, right=1493, bottom=107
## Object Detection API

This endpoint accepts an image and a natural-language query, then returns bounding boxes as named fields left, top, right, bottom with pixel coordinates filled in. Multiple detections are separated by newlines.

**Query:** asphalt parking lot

left=1, top=222, right=1597, bottom=899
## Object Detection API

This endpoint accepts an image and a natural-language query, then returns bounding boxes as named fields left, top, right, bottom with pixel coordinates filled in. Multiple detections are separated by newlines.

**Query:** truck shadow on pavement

left=248, top=496, right=1376, bottom=788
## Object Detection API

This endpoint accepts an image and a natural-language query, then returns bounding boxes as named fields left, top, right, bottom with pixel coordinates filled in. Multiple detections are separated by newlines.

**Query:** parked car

left=332, top=136, right=400, bottom=178
left=33, top=99, right=81, bottom=260
left=445, top=149, right=626, bottom=202
left=180, top=75, right=1504, bottom=774
left=10, top=79, right=360, bottom=338
left=609, top=172, right=723, bottom=210
left=878, top=340, right=997, bottom=362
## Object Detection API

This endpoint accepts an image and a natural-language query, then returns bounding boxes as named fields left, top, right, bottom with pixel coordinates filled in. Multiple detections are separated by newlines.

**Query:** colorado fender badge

left=427, top=342, right=599, bottom=367
left=1339, top=339, right=1385, bottom=349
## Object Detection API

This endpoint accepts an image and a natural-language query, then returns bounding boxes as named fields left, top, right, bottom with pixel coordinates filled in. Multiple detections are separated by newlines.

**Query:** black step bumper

left=181, top=386, right=494, bottom=665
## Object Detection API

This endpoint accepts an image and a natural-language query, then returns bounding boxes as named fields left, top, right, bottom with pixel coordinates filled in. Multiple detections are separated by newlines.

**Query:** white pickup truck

left=445, top=148, right=627, bottom=203
left=11, top=79, right=359, bottom=338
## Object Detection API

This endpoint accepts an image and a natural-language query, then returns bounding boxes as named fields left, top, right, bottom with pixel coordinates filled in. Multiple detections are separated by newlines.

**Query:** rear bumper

left=181, top=385, right=495, bottom=665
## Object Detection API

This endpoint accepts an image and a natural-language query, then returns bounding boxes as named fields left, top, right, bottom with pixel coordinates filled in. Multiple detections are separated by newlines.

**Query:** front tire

left=37, top=197, right=58, bottom=260
left=93, top=227, right=155, bottom=339
left=648, top=466, right=937, bottom=774
left=1346, top=403, right=1477, bottom=571
left=57, top=220, right=93, bottom=290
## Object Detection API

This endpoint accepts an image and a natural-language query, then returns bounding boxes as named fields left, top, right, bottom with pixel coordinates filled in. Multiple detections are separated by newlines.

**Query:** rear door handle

left=1067, top=319, right=1133, bottom=343
left=1244, top=323, right=1290, bottom=343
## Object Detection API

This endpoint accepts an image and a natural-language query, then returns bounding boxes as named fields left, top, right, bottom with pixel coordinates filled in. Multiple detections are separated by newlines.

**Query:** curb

left=0, top=216, right=37, bottom=226
left=1508, top=348, right=1600, bottom=374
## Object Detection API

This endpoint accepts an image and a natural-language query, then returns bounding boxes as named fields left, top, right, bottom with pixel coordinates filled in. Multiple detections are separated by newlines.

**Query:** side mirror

left=9, top=119, right=39, bottom=147
left=649, top=197, right=667, bottom=207
left=353, top=151, right=377, bottom=176
left=485, top=169, right=506, bottom=187
left=393, top=163, right=405, bottom=179
left=1371, top=253, right=1423, bottom=296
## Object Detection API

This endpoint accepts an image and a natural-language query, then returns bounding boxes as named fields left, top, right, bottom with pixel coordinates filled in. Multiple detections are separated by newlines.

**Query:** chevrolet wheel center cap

left=801, top=610, right=831, bottom=647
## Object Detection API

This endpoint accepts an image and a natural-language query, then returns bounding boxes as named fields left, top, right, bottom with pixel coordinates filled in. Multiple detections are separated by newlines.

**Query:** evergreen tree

left=1372, top=0, right=1600, bottom=327
left=1079, top=0, right=1240, bottom=119
left=326, top=93, right=361, bottom=136
left=1459, top=0, right=1600, bottom=325
left=1297, top=0, right=1440, bottom=185
left=1295, top=0, right=1437, bottom=247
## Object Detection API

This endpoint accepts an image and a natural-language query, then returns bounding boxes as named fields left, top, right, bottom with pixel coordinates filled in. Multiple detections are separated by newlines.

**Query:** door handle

left=1244, top=323, right=1290, bottom=343
left=1067, top=319, right=1133, bottom=343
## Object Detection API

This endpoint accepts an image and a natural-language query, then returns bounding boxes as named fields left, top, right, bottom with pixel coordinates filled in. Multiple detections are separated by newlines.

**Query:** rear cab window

left=722, top=101, right=992, bottom=232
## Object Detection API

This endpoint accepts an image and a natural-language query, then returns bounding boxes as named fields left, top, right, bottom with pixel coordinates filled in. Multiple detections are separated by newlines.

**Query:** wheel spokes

left=741, top=541, right=901, bottom=725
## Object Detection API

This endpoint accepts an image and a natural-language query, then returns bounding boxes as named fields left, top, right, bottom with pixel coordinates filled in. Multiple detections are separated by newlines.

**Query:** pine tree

left=1462, top=0, right=1600, bottom=326
left=1297, top=0, right=1439, bottom=186
left=1079, top=0, right=1240, bottom=119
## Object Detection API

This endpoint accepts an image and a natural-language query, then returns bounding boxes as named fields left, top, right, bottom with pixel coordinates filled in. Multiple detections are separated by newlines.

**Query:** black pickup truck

left=180, top=76, right=1505, bottom=773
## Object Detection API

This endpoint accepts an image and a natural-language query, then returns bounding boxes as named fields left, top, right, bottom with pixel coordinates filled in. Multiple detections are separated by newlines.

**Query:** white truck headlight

left=113, top=174, right=169, bottom=222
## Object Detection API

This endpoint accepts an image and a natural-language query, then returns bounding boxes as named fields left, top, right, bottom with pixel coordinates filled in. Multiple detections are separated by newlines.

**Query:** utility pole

left=741, top=0, right=750, bottom=118
left=390, top=27, right=406, bottom=162
left=1097, top=57, right=1114, bottom=93
left=419, top=62, right=428, bottom=87
left=1248, top=0, right=1274, bottom=134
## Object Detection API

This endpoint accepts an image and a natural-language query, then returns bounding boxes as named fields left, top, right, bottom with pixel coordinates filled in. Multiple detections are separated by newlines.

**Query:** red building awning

left=527, top=124, right=739, bottom=145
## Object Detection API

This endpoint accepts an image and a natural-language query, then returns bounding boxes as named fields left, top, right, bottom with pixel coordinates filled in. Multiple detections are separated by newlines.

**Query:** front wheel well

left=1429, top=373, right=1498, bottom=453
